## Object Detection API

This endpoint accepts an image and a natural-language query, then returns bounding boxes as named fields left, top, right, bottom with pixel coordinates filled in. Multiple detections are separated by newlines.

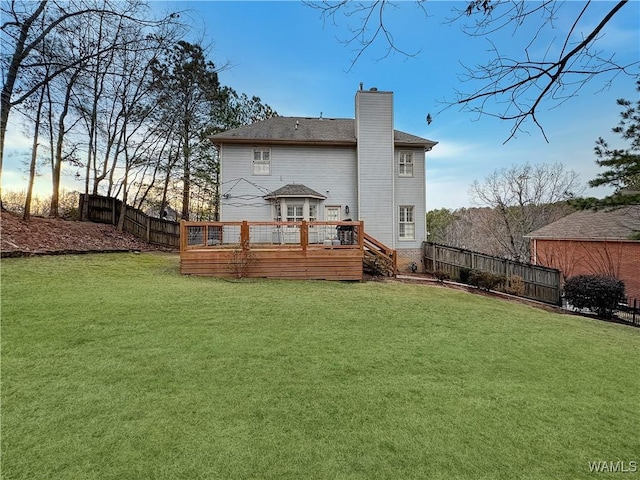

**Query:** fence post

left=433, top=242, right=436, bottom=272
left=111, top=197, right=117, bottom=225
left=146, top=217, right=151, bottom=243
left=78, top=194, right=85, bottom=221
left=241, top=221, right=250, bottom=251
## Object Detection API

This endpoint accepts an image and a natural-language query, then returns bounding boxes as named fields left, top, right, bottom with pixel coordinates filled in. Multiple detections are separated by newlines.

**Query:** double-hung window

left=286, top=204, right=304, bottom=223
left=309, top=201, right=318, bottom=222
left=399, top=151, right=413, bottom=177
left=399, top=206, right=415, bottom=240
left=252, top=148, right=271, bottom=175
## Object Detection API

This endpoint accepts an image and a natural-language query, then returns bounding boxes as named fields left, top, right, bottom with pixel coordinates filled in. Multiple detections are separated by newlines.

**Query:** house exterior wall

left=217, top=89, right=430, bottom=257
left=355, top=90, right=395, bottom=247
left=219, top=144, right=357, bottom=222
left=394, top=147, right=427, bottom=251
left=532, top=238, right=640, bottom=302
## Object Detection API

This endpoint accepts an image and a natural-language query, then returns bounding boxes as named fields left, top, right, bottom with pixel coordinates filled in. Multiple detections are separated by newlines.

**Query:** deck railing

left=363, top=232, right=397, bottom=276
left=180, top=220, right=365, bottom=252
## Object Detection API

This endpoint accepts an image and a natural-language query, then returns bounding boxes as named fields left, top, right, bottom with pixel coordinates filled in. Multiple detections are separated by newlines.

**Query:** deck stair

left=362, top=232, right=397, bottom=277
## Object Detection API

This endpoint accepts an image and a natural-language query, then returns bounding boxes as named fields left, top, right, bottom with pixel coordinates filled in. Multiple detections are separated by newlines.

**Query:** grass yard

left=1, top=252, right=639, bottom=479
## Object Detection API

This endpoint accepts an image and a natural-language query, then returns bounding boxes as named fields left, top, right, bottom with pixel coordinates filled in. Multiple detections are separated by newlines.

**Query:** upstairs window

left=399, top=151, right=413, bottom=177
left=252, top=148, right=271, bottom=175
left=399, top=206, right=415, bottom=240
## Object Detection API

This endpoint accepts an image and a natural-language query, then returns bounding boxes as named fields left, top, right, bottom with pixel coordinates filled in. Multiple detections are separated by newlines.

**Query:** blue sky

left=157, top=0, right=640, bottom=209
left=3, top=0, right=639, bottom=209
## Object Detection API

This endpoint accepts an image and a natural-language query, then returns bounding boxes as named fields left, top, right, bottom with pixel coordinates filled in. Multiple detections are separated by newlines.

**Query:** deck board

left=180, top=248, right=363, bottom=280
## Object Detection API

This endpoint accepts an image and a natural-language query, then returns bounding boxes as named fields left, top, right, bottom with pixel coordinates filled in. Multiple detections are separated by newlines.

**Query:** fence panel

left=148, top=217, right=180, bottom=248
left=423, top=241, right=561, bottom=305
left=616, top=299, right=639, bottom=327
left=81, top=194, right=179, bottom=249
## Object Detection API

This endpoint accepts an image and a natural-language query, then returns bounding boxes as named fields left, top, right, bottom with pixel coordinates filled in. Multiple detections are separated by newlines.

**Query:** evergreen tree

left=150, top=41, right=222, bottom=220
left=574, top=82, right=640, bottom=208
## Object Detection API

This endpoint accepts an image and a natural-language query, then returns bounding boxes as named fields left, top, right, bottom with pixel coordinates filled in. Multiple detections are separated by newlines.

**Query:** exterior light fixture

left=345, top=205, right=350, bottom=214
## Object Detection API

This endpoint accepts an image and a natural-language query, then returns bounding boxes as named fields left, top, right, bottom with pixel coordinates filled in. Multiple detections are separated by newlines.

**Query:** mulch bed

left=1, top=210, right=169, bottom=258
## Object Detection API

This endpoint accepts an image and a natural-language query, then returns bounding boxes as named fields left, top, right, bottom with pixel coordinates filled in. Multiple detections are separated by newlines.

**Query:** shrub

left=505, top=275, right=525, bottom=296
left=434, top=270, right=450, bottom=282
left=563, top=275, right=626, bottom=318
left=467, top=270, right=504, bottom=291
left=459, top=267, right=472, bottom=284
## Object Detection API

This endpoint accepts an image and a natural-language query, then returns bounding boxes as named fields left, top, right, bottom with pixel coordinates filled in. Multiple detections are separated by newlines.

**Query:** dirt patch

left=1, top=210, right=169, bottom=257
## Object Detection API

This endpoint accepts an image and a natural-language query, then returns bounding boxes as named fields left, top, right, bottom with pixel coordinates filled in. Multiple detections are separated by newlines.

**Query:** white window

left=286, top=204, right=304, bottom=223
left=252, top=148, right=270, bottom=175
left=399, top=151, right=413, bottom=177
left=399, top=206, right=415, bottom=240
left=309, top=201, right=318, bottom=222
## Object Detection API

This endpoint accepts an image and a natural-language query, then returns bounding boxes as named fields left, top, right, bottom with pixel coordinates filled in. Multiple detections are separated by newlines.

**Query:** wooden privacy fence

left=80, top=194, right=179, bottom=248
left=423, top=242, right=561, bottom=305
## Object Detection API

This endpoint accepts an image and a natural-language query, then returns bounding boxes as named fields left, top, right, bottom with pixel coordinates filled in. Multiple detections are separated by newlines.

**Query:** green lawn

left=1, top=253, right=638, bottom=479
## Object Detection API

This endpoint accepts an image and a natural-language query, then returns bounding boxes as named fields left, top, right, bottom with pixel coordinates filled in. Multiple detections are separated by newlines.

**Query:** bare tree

left=23, top=84, right=46, bottom=220
left=307, top=0, right=638, bottom=142
left=0, top=0, right=181, bottom=204
left=469, top=162, right=581, bottom=261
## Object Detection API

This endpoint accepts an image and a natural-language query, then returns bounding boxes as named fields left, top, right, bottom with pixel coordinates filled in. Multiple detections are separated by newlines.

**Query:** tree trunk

left=181, top=138, right=190, bottom=220
left=50, top=73, right=77, bottom=217
left=24, top=86, right=46, bottom=220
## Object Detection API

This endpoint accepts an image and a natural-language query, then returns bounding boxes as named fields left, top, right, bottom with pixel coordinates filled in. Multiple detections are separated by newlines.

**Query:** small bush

left=434, top=270, right=450, bottom=282
left=563, top=275, right=626, bottom=318
left=467, top=270, right=504, bottom=291
left=505, top=275, right=525, bottom=296
left=459, top=267, right=472, bottom=284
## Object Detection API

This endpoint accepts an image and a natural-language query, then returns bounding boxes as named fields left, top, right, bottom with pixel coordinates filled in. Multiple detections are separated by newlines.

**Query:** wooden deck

left=180, top=220, right=365, bottom=280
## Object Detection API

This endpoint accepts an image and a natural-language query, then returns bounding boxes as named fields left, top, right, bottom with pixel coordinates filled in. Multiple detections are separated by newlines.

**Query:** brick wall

left=532, top=239, right=640, bottom=302
left=397, top=248, right=423, bottom=273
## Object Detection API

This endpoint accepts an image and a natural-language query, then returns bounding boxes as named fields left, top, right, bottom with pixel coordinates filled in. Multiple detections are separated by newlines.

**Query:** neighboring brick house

left=525, top=205, right=640, bottom=303
left=210, top=87, right=437, bottom=268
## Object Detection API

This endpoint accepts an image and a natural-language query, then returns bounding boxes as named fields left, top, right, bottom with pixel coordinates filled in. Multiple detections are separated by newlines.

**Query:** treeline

left=426, top=203, right=575, bottom=262
left=1, top=0, right=276, bottom=222
left=428, top=163, right=581, bottom=262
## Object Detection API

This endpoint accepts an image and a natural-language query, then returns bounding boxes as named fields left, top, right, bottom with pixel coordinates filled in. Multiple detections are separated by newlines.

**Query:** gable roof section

left=526, top=205, right=640, bottom=241
left=210, top=116, right=437, bottom=149
left=264, top=184, right=327, bottom=200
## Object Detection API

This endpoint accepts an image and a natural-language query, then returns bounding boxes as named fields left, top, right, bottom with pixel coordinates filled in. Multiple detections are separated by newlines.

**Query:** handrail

left=362, top=232, right=397, bottom=276
left=181, top=220, right=364, bottom=252
left=181, top=220, right=362, bottom=228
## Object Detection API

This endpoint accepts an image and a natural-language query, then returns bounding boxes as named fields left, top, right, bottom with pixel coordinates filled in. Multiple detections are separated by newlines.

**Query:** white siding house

left=210, top=88, right=437, bottom=265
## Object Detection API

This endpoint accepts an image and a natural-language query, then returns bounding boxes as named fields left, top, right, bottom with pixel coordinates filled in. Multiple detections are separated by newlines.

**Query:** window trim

left=286, top=203, right=304, bottom=223
left=398, top=205, right=415, bottom=241
left=252, top=147, right=271, bottom=176
left=398, top=151, right=414, bottom=177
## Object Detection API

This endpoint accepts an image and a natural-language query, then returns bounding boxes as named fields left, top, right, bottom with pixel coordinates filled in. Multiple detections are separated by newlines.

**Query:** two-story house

left=210, top=87, right=437, bottom=267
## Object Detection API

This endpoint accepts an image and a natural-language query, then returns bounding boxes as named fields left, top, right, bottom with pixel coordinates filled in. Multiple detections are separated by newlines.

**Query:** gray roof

left=264, top=184, right=327, bottom=200
left=526, top=205, right=640, bottom=240
left=211, top=116, right=437, bottom=149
